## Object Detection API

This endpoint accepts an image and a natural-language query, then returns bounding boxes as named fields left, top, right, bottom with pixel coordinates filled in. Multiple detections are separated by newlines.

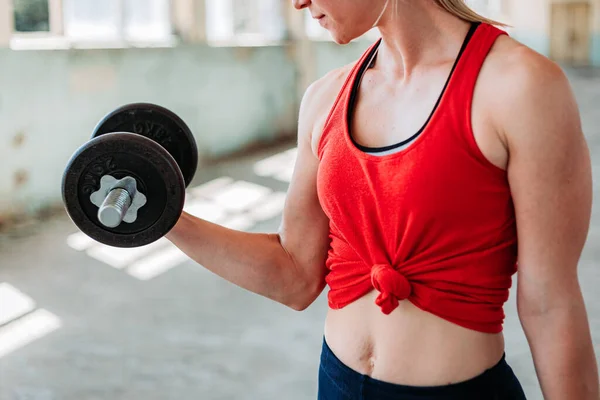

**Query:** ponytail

left=434, top=0, right=507, bottom=26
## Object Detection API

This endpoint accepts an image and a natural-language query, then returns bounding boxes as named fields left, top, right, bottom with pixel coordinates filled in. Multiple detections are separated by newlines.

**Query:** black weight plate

left=62, top=132, right=186, bottom=248
left=92, top=103, right=198, bottom=188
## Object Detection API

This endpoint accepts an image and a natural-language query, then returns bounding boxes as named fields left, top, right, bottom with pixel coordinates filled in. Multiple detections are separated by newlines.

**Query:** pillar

left=284, top=1, right=316, bottom=100
left=0, top=0, right=12, bottom=47
left=172, top=0, right=207, bottom=43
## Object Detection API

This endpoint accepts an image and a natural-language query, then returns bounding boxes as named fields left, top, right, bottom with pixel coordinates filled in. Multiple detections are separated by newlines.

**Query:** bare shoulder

left=300, top=62, right=355, bottom=156
left=479, top=34, right=580, bottom=143
left=484, top=34, right=571, bottom=95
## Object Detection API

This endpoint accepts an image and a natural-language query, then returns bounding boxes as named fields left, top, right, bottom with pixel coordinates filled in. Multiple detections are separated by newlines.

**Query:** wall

left=0, top=44, right=300, bottom=218
left=0, top=41, right=368, bottom=219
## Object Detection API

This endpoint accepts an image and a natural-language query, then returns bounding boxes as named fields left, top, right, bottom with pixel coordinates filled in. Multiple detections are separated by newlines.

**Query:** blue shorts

left=318, top=338, right=527, bottom=400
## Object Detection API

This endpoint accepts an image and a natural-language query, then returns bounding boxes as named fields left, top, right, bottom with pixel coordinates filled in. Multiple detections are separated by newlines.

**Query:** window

left=205, top=0, right=286, bottom=45
left=124, top=0, right=171, bottom=41
left=63, top=0, right=121, bottom=40
left=233, top=0, right=258, bottom=35
left=10, top=0, right=173, bottom=49
left=10, top=0, right=65, bottom=50
left=13, top=0, right=50, bottom=32
left=63, top=0, right=172, bottom=43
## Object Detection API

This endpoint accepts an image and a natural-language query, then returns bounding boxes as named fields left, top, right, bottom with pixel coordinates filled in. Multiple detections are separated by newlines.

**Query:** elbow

left=288, top=300, right=311, bottom=312
left=273, top=241, right=327, bottom=312
left=287, top=296, right=317, bottom=312
left=284, top=279, right=325, bottom=312
left=272, top=233, right=328, bottom=312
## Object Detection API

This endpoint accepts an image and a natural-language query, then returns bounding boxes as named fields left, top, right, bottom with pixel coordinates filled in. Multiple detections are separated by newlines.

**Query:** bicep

left=278, top=86, right=331, bottom=285
left=502, top=62, right=593, bottom=316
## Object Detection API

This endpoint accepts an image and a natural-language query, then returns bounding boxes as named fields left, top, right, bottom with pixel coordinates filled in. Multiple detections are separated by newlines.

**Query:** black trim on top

left=347, top=22, right=481, bottom=154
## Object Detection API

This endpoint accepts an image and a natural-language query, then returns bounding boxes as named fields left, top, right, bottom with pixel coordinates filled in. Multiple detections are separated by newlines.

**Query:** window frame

left=9, top=0, right=62, bottom=39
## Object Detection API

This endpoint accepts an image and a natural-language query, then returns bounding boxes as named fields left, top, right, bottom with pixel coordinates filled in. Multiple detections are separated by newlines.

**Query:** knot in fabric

left=371, top=264, right=412, bottom=315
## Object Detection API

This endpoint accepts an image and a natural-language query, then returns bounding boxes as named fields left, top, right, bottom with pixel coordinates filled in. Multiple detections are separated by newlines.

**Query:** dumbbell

left=62, top=103, right=198, bottom=248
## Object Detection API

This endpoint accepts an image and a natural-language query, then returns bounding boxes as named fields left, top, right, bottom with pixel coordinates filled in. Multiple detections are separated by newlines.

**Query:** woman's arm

left=166, top=79, right=332, bottom=311
left=497, top=47, right=598, bottom=399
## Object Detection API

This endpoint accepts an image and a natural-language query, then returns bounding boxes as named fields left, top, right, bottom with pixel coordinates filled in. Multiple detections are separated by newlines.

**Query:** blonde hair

left=434, top=0, right=507, bottom=26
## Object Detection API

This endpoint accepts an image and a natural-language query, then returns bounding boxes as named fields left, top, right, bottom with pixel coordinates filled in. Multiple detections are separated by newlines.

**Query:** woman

left=167, top=0, right=598, bottom=398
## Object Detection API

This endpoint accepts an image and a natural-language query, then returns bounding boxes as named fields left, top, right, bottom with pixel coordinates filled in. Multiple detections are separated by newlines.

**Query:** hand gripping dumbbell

left=62, top=103, right=198, bottom=248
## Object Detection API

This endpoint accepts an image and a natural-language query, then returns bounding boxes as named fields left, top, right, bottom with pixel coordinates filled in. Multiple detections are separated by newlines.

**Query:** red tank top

left=316, top=23, right=517, bottom=334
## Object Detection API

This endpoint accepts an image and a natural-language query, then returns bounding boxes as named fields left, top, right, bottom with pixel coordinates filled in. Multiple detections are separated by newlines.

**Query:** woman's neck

left=375, top=2, right=473, bottom=80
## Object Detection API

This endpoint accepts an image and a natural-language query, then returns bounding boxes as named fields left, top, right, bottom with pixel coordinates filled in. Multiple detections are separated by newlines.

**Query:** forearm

left=166, top=211, right=313, bottom=309
left=521, top=301, right=599, bottom=399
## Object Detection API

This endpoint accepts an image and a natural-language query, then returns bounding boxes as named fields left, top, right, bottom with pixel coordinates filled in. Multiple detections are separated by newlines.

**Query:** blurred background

left=0, top=1, right=599, bottom=399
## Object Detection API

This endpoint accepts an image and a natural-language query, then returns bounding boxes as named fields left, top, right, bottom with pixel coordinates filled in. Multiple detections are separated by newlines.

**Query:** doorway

left=550, top=1, right=592, bottom=65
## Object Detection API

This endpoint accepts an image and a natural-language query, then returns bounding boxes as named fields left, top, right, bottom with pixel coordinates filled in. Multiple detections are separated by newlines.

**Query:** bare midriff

left=324, top=290, right=506, bottom=387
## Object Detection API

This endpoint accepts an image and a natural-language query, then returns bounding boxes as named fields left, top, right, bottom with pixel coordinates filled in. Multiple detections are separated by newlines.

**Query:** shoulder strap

left=447, top=23, right=508, bottom=105
left=436, top=23, right=507, bottom=155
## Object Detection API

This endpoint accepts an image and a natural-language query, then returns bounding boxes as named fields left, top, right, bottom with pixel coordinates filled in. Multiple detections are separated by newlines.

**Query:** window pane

left=206, top=0, right=285, bottom=43
left=64, top=0, right=120, bottom=40
left=13, top=0, right=50, bottom=32
left=232, top=0, right=257, bottom=34
left=257, top=0, right=285, bottom=40
left=124, top=0, right=171, bottom=41
left=206, top=0, right=234, bottom=41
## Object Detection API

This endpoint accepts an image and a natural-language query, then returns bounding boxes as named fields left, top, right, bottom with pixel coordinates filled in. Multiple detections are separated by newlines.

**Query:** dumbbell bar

left=62, top=103, right=198, bottom=248
left=90, top=175, right=147, bottom=228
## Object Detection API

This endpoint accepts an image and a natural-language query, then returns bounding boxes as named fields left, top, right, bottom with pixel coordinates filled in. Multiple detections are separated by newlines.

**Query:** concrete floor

left=1, top=67, right=599, bottom=400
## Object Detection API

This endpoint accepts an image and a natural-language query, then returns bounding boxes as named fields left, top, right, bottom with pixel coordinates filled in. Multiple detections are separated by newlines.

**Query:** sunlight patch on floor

left=127, top=246, right=189, bottom=281
left=253, top=147, right=297, bottom=183
left=0, top=283, right=61, bottom=359
left=0, top=283, right=36, bottom=326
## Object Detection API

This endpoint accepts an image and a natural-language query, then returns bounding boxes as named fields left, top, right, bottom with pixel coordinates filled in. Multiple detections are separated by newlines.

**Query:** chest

left=346, top=67, right=507, bottom=170
left=350, top=69, right=451, bottom=150
left=316, top=134, right=485, bottom=228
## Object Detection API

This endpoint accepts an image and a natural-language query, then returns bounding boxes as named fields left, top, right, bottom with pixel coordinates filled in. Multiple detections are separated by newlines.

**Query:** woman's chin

left=330, top=32, right=356, bottom=45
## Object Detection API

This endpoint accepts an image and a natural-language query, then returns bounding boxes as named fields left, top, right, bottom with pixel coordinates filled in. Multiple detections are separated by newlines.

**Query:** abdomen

left=323, top=291, right=506, bottom=387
